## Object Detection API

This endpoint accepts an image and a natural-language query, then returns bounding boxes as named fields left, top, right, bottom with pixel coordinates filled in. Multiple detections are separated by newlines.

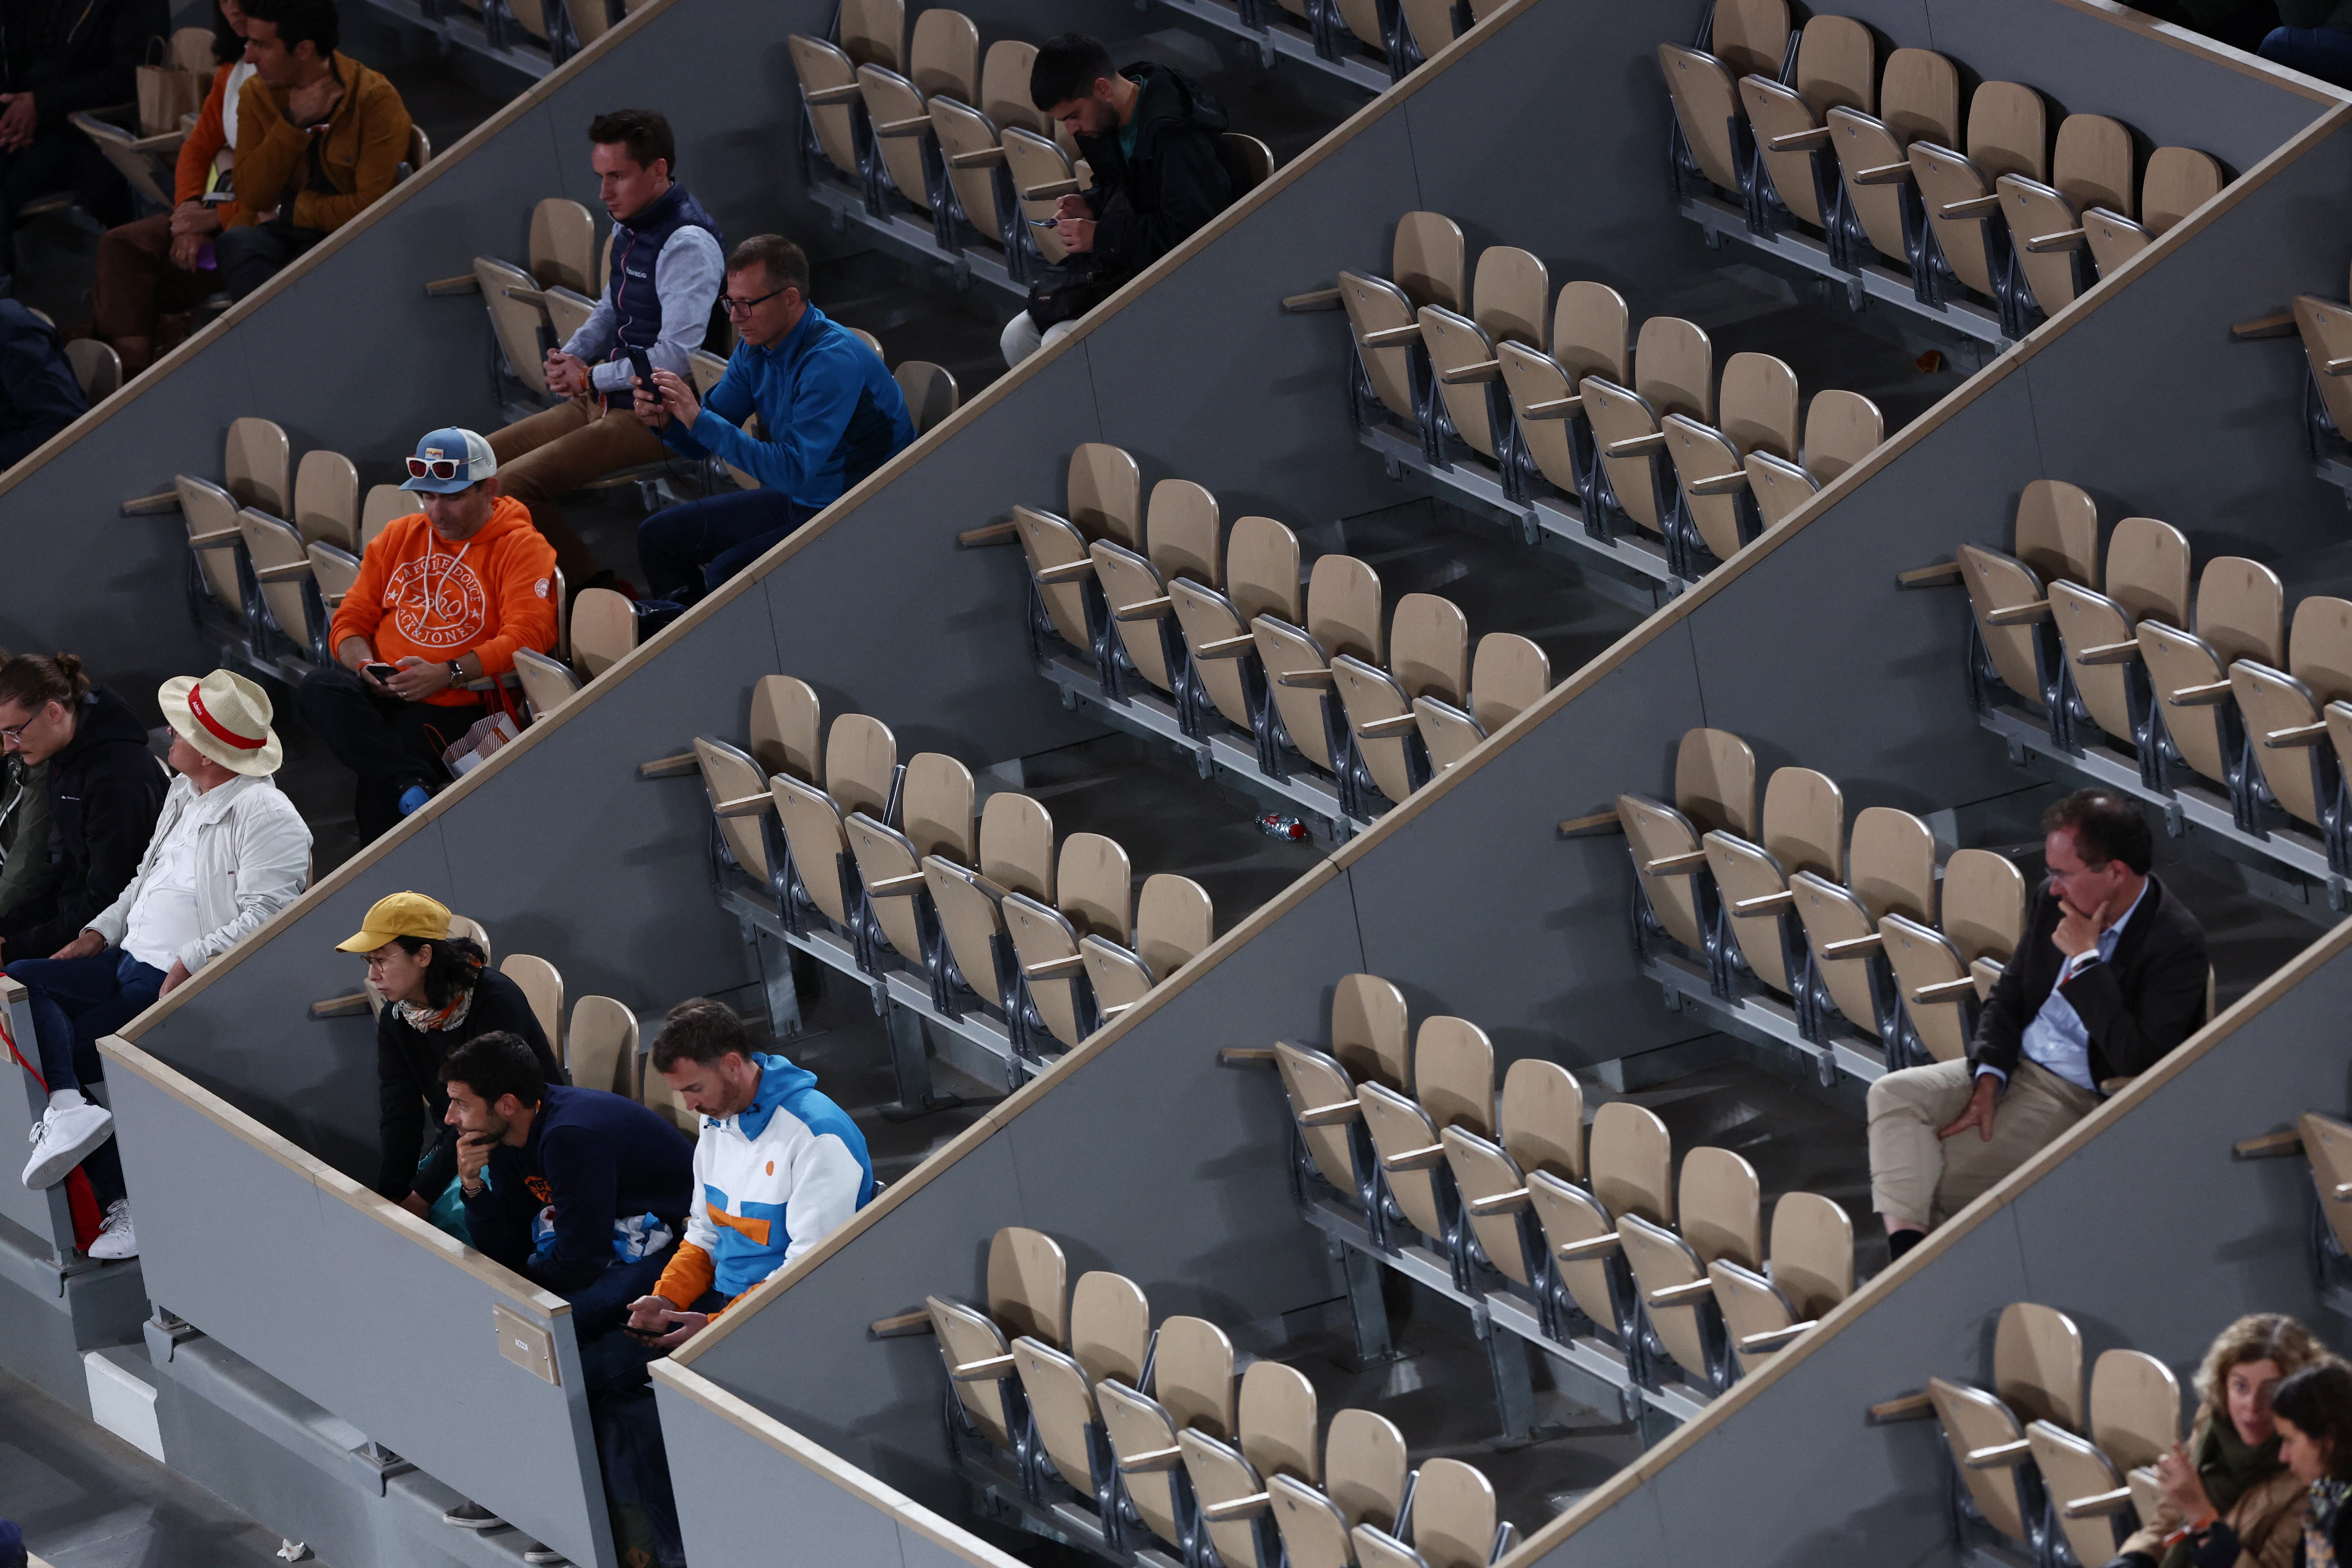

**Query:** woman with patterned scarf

left=332, top=891, right=559, bottom=1220
left=2117, top=1316, right=2330, bottom=1568
left=2173, top=1358, right=2352, bottom=1568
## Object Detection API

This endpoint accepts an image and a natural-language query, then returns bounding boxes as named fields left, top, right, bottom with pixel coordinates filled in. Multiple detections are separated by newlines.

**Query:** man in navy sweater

left=444, top=1031, right=693, bottom=1339
left=631, top=233, right=912, bottom=624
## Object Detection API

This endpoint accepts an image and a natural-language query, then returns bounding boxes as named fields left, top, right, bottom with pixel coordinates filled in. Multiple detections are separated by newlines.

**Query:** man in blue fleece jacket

left=632, top=232, right=913, bottom=619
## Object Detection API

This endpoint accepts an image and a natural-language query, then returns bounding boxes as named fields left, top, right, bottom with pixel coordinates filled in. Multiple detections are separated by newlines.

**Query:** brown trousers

left=488, top=397, right=668, bottom=592
left=1866, top=1058, right=2100, bottom=1228
left=94, top=214, right=218, bottom=372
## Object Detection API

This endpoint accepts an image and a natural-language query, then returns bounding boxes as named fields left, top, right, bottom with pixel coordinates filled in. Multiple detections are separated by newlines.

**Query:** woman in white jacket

left=9, top=670, right=310, bottom=1259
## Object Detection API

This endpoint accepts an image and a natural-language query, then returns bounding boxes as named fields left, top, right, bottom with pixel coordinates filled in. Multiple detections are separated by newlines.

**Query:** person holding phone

left=484, top=108, right=724, bottom=599
left=294, top=428, right=556, bottom=842
left=1866, top=788, right=2209, bottom=1258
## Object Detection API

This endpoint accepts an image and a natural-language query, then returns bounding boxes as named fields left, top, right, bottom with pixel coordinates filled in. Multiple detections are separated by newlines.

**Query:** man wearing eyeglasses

left=486, top=109, right=723, bottom=600
left=294, top=428, right=557, bottom=841
left=628, top=233, right=913, bottom=624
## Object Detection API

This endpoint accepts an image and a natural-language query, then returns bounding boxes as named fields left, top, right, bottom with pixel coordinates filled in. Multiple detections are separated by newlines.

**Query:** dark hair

left=2272, top=1361, right=2352, bottom=1479
left=726, top=234, right=809, bottom=300
left=0, top=653, right=89, bottom=715
left=587, top=108, right=675, bottom=175
left=390, top=933, right=485, bottom=1010
left=440, top=1030, right=546, bottom=1109
left=212, top=0, right=245, bottom=64
left=1031, top=33, right=1117, bottom=111
left=243, top=0, right=338, bottom=57
left=650, top=997, right=754, bottom=1073
left=2042, top=789, right=2153, bottom=876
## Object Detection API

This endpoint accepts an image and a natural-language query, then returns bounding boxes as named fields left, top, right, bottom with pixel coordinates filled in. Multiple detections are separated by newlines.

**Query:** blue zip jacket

left=462, top=1084, right=696, bottom=1292
left=659, top=303, right=915, bottom=510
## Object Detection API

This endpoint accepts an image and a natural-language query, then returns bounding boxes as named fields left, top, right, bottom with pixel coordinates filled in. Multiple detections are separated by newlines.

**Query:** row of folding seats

left=486, top=951, right=684, bottom=1132
left=1913, top=1302, right=2180, bottom=1568
left=791, top=5, right=1276, bottom=285
left=1956, top=482, right=2352, bottom=873
left=1315, top=213, right=1885, bottom=581
left=1266, top=0, right=1494, bottom=80
left=920, top=1225, right=1516, bottom=1568
left=1012, top=444, right=1554, bottom=821
left=1617, top=727, right=2027, bottom=1075
left=691, top=677, right=1214, bottom=1068
left=1269, top=975, right=1854, bottom=1401
left=1664, top=0, right=2223, bottom=338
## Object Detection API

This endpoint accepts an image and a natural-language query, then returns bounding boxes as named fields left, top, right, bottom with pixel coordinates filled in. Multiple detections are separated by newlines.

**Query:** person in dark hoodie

left=0, top=652, right=166, bottom=965
left=1000, top=33, right=1232, bottom=367
left=0, top=299, right=85, bottom=466
left=0, top=0, right=168, bottom=290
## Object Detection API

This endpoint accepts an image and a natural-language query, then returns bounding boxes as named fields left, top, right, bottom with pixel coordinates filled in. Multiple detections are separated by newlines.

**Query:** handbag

left=136, top=36, right=207, bottom=138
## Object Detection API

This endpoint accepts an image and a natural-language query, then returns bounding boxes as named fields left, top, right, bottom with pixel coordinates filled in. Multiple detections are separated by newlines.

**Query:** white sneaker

left=87, top=1199, right=136, bottom=1260
left=22, top=1099, right=112, bottom=1189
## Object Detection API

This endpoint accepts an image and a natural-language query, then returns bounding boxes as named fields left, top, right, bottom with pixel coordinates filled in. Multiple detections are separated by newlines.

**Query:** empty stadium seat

left=1332, top=592, right=1467, bottom=807
left=1659, top=0, right=1791, bottom=212
left=1738, top=15, right=1873, bottom=261
left=1996, top=113, right=2132, bottom=319
left=468, top=198, right=601, bottom=400
left=1957, top=477, right=2102, bottom=731
left=1907, top=80, right=2046, bottom=336
left=1080, top=872, right=1214, bottom=1020
left=1619, top=726, right=1758, bottom=993
left=1787, top=804, right=1935, bottom=1063
left=1009, top=1269, right=1149, bottom=1544
left=568, top=994, right=639, bottom=1098
left=1876, top=848, right=2028, bottom=1064
left=64, top=338, right=120, bottom=403
left=2081, top=146, right=2224, bottom=278
left=499, top=953, right=565, bottom=1061
left=1702, top=764, right=1844, bottom=1033
left=2031, top=1348, right=2181, bottom=1568
left=1497, top=279, right=1629, bottom=532
left=1414, top=632, right=1550, bottom=770
left=1706, top=1189, right=1852, bottom=1371
left=1744, top=389, right=1884, bottom=528
left=1352, top=1455, right=1508, bottom=1568
left=1662, top=348, right=1798, bottom=564
left=1927, top=1301, right=2083, bottom=1563
left=1582, top=315, right=1714, bottom=579
left=1325, top=212, right=1467, bottom=457
left=1418, top=243, right=1547, bottom=491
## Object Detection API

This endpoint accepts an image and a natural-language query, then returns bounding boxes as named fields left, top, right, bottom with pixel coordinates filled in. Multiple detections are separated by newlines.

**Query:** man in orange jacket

left=296, top=428, right=556, bottom=840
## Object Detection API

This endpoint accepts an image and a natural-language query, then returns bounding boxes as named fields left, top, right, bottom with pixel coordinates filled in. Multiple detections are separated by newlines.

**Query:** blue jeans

left=2261, top=27, right=2352, bottom=87
left=635, top=489, right=810, bottom=605
left=5, top=947, right=162, bottom=1205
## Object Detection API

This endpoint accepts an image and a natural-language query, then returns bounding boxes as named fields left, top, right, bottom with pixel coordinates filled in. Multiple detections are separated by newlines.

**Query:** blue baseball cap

left=399, top=428, right=498, bottom=494
left=0, top=1519, right=25, bottom=1568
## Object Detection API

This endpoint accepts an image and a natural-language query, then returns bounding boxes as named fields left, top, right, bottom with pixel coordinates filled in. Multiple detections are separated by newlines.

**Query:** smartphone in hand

left=363, top=662, right=397, bottom=683
left=625, top=347, right=655, bottom=391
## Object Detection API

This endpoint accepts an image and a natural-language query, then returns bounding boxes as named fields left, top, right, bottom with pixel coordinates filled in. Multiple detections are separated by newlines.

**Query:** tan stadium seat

left=1998, top=1299, right=2085, bottom=1430
left=2049, top=514, right=2192, bottom=755
left=1525, top=1139, right=1642, bottom=1365
left=1414, top=1014, right=1493, bottom=1136
left=221, top=415, right=289, bottom=513
left=1708, top=1188, right=1850, bottom=1372
left=290, top=449, right=359, bottom=550
left=1093, top=477, right=1219, bottom=715
left=2303, top=1112, right=2352, bottom=1272
left=64, top=338, right=119, bottom=403
left=791, top=34, right=869, bottom=187
left=1239, top=1360, right=1319, bottom=1485
left=1181, top=1426, right=1281, bottom=1568
left=1096, top=1378, right=1188, bottom=1553
left=1619, top=725, right=1757, bottom=963
left=926, top=1227, right=1066, bottom=1474
left=2086, top=146, right=2223, bottom=278
left=642, top=1046, right=697, bottom=1132
left=2140, top=556, right=2284, bottom=805
left=2000, top=113, right=2132, bottom=318
left=772, top=713, right=895, bottom=942
left=1909, top=81, right=2047, bottom=325
left=1004, top=831, right=1132, bottom=1049
left=499, top=953, right=564, bottom=1061
left=1334, top=971, right=1411, bottom=1092
left=1879, top=848, right=2028, bottom=1064
left=1929, top=1374, right=2042, bottom=1553
left=1013, top=503, right=1101, bottom=659
left=1334, top=212, right=1466, bottom=440
left=1702, top=765, right=1843, bottom=1013
left=474, top=254, right=555, bottom=397
left=840, top=0, right=903, bottom=69
left=526, top=197, right=597, bottom=294
left=305, top=541, right=361, bottom=614
left=511, top=648, right=578, bottom=722
left=1358, top=1079, right=1455, bottom=1265
left=980, top=39, right=1047, bottom=136
left=1664, top=349, right=1798, bottom=564
left=694, top=736, right=782, bottom=901
left=1415, top=632, right=1549, bottom=770
left=1621, top=1144, right=1756, bottom=1392
left=1591, top=1101, right=1672, bottom=1230
left=929, top=94, right=1015, bottom=258
left=1080, top=872, right=1212, bottom=1022
left=1788, top=805, right=1935, bottom=1057
left=1958, top=478, right=2102, bottom=717
left=1256, top=554, right=1385, bottom=800
left=359, top=483, right=408, bottom=551
left=1277, top=1038, right=1374, bottom=1208
left=1155, top=1313, right=1238, bottom=1437
left=567, top=995, right=637, bottom=1096
left=1583, top=316, right=1714, bottom=578
left=749, top=673, right=823, bottom=784
left=1010, top=1270, right=1148, bottom=1537
left=1334, top=592, right=1467, bottom=806
left=1502, top=1058, right=1584, bottom=1183
left=1171, top=513, right=1301, bottom=744
left=2031, top=1349, right=2181, bottom=1564
left=1497, top=279, right=1630, bottom=523
left=1828, top=47, right=1961, bottom=278
left=926, top=790, right=1051, bottom=1026
left=1926, top=1301, right=2085, bottom=1557
left=1325, top=1408, right=1408, bottom=1532
left=1442, top=1123, right=1547, bottom=1303
left=1658, top=0, right=1791, bottom=198
left=857, top=60, right=940, bottom=219
left=894, top=360, right=958, bottom=434
left=1059, top=441, right=1141, bottom=548
left=571, top=586, right=636, bottom=677
left=1739, top=16, right=1874, bottom=236
left=902, top=751, right=974, bottom=863
left=1418, top=244, right=1546, bottom=473
left=845, top=808, right=931, bottom=973
left=1747, top=388, right=1884, bottom=526
left=2232, top=594, right=2352, bottom=842
left=238, top=507, right=325, bottom=662
left=1001, top=126, right=1083, bottom=268
left=1354, top=1456, right=1501, bottom=1568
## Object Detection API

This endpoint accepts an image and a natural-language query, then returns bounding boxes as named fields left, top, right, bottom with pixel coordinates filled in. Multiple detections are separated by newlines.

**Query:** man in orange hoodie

left=296, top=428, right=556, bottom=840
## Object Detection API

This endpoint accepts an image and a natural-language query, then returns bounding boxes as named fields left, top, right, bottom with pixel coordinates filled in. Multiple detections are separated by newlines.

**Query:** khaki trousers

left=1866, top=1058, right=2099, bottom=1227
left=488, top=398, right=668, bottom=590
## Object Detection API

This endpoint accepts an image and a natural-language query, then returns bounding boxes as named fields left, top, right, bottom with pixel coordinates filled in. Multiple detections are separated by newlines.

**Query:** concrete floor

left=0, top=1362, right=300, bottom=1568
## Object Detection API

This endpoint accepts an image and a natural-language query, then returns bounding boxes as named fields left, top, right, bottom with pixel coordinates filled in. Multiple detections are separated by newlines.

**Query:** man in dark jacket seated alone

left=0, top=299, right=86, bottom=467
left=1867, top=788, right=2209, bottom=1256
left=0, top=0, right=166, bottom=293
left=999, top=32, right=1233, bottom=366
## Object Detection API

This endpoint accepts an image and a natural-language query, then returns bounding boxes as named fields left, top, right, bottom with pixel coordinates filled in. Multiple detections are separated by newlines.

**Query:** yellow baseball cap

left=335, top=891, right=453, bottom=953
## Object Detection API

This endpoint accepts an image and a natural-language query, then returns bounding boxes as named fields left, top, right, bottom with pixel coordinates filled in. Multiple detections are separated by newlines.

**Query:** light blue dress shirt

left=1978, top=879, right=2147, bottom=1093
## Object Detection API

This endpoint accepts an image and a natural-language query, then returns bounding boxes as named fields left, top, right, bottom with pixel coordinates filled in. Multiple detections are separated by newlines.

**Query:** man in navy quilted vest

left=486, top=107, right=724, bottom=601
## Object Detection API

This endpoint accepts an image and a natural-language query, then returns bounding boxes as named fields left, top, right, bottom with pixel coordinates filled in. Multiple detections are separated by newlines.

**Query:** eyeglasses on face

left=718, top=284, right=790, bottom=317
left=406, top=456, right=464, bottom=480
left=0, top=703, right=54, bottom=745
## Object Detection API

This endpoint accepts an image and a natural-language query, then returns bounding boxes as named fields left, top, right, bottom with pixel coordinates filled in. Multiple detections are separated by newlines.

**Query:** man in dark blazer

left=1867, top=788, right=2208, bottom=1256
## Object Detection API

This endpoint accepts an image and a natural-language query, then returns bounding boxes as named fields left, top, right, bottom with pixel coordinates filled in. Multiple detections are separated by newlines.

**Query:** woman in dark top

left=357, top=924, right=558, bottom=1212
left=2188, top=1361, right=2352, bottom=1568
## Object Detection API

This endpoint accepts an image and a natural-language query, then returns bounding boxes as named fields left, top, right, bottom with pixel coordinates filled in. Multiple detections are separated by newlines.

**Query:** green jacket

left=0, top=755, right=51, bottom=924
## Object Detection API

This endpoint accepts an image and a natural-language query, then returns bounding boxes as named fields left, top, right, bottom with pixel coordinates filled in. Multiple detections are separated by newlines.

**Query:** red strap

left=187, top=684, right=265, bottom=750
left=0, top=1009, right=44, bottom=1091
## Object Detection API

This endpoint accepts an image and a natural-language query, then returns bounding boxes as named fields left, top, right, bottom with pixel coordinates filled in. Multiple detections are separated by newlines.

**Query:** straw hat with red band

left=158, top=670, right=283, bottom=777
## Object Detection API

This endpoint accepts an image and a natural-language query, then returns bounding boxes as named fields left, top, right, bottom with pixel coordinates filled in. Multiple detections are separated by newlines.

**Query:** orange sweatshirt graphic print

left=327, top=497, right=559, bottom=707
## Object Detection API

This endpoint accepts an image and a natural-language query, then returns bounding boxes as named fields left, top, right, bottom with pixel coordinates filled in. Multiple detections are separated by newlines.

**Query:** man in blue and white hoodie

left=625, top=997, right=873, bottom=1348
